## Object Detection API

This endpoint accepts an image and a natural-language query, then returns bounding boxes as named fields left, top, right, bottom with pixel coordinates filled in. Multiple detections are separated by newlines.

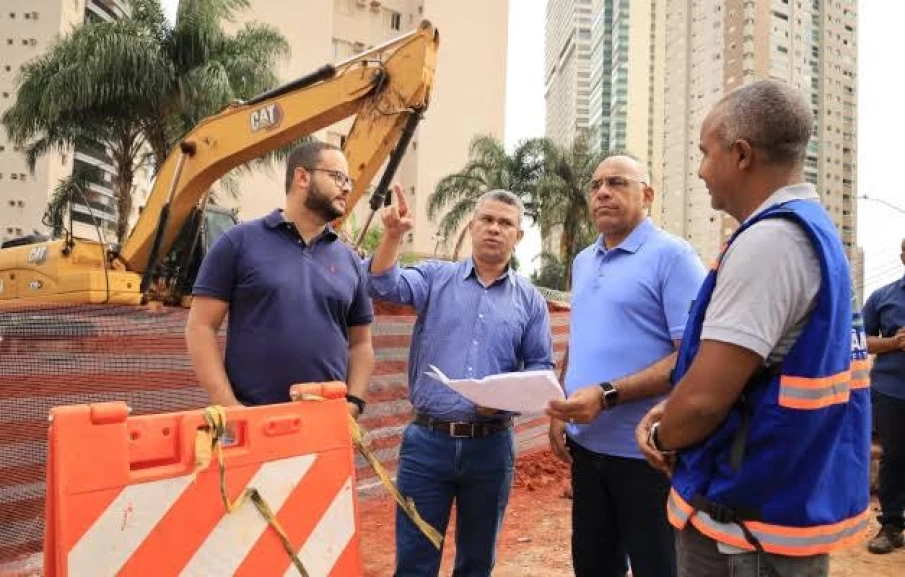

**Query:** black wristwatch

left=346, top=394, right=366, bottom=415
left=599, top=381, right=619, bottom=409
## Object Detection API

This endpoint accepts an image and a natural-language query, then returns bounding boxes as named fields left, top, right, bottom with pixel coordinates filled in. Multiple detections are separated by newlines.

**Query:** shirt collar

left=462, top=257, right=514, bottom=284
left=745, top=183, right=820, bottom=224
left=264, top=209, right=338, bottom=242
left=595, top=217, right=655, bottom=255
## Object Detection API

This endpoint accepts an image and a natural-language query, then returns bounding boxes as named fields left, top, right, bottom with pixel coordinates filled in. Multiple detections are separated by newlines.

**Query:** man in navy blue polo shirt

left=547, top=154, right=706, bottom=577
left=368, top=186, right=554, bottom=577
left=185, top=141, right=374, bottom=418
left=864, top=237, right=905, bottom=554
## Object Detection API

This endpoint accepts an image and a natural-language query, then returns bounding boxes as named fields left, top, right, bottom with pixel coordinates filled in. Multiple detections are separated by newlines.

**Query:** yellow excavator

left=0, top=20, right=439, bottom=307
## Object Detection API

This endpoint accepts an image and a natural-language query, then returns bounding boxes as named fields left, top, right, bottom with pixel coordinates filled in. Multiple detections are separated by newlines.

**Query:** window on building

left=390, top=11, right=401, bottom=30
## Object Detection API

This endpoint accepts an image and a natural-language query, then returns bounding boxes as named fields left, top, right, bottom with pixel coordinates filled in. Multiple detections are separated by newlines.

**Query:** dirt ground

left=359, top=450, right=903, bottom=576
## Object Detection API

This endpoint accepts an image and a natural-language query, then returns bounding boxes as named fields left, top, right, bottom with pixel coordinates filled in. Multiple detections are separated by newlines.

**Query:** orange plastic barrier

left=43, top=395, right=362, bottom=577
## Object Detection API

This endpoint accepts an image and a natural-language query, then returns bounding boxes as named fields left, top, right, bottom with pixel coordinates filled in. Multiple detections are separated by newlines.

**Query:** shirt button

left=473, top=340, right=478, bottom=345
left=479, top=314, right=484, bottom=319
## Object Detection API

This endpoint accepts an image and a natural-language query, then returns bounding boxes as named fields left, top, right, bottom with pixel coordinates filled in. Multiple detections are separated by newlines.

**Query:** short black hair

left=285, top=141, right=341, bottom=192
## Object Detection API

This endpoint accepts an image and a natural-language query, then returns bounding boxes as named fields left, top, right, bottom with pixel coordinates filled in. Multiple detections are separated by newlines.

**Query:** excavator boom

left=120, top=20, right=439, bottom=275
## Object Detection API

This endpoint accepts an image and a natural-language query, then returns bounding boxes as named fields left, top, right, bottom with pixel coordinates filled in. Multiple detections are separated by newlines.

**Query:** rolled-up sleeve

left=521, top=293, right=555, bottom=371
left=366, top=259, right=437, bottom=312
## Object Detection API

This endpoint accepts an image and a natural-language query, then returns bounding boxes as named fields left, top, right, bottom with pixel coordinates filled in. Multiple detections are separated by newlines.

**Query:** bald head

left=710, top=79, right=813, bottom=167
left=598, top=154, right=651, bottom=185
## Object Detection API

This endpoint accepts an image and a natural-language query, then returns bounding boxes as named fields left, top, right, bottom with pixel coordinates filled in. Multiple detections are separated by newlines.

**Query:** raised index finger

left=393, top=184, right=409, bottom=215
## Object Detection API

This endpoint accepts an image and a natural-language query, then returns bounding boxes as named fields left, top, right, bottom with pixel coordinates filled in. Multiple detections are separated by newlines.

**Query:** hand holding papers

left=425, top=365, right=565, bottom=413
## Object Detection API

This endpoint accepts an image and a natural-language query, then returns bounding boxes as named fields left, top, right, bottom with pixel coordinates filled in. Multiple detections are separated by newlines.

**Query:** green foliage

left=427, top=135, right=546, bottom=259
left=429, top=131, right=608, bottom=290
left=1, top=0, right=290, bottom=241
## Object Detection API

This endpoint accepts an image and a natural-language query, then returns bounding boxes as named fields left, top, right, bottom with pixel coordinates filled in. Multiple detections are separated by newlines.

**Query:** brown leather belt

left=412, top=411, right=513, bottom=438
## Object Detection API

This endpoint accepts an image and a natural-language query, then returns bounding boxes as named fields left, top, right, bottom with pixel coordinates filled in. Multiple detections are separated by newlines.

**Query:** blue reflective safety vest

left=666, top=199, right=871, bottom=556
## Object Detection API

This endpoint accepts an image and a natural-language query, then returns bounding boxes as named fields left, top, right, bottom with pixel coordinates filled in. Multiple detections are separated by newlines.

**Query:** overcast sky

left=163, top=0, right=902, bottom=294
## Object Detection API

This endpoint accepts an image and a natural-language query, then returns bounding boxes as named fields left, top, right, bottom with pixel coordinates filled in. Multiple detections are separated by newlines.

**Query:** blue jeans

left=394, top=423, right=515, bottom=577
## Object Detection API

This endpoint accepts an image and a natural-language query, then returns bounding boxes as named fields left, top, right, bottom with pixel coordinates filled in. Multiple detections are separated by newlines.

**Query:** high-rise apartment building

left=0, top=0, right=129, bottom=245
left=216, top=0, right=509, bottom=257
left=545, top=0, right=593, bottom=148
left=660, top=0, right=858, bottom=275
left=588, top=0, right=666, bottom=194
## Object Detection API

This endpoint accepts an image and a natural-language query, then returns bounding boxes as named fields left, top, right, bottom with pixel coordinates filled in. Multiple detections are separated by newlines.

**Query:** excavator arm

left=119, top=20, right=439, bottom=276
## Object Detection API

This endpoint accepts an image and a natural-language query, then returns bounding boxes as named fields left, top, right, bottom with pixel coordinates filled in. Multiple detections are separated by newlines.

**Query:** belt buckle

left=449, top=422, right=474, bottom=438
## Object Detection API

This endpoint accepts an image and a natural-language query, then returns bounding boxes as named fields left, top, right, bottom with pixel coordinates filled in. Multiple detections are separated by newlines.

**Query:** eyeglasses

left=303, top=167, right=354, bottom=189
left=587, top=175, right=648, bottom=194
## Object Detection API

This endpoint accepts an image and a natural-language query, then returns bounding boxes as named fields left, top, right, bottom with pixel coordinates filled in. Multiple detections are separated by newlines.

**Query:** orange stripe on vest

left=667, top=489, right=870, bottom=556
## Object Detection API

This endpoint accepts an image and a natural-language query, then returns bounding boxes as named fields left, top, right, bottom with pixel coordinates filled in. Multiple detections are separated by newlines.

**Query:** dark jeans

left=394, top=423, right=515, bottom=577
left=568, top=439, right=676, bottom=577
left=874, top=390, right=905, bottom=529
left=676, top=523, right=828, bottom=577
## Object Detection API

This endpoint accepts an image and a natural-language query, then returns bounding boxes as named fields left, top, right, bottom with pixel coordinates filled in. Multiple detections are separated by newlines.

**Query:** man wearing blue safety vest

left=636, top=79, right=871, bottom=577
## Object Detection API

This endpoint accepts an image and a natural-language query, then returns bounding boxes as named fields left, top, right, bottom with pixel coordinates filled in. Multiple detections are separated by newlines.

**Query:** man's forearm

left=186, top=325, right=240, bottom=406
left=613, top=352, right=676, bottom=403
left=657, top=392, right=729, bottom=450
left=370, top=231, right=404, bottom=274
left=346, top=342, right=375, bottom=400
left=867, top=336, right=901, bottom=355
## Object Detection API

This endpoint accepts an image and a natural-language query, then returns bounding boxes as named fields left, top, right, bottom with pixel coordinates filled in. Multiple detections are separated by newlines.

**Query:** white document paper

left=425, top=365, right=565, bottom=414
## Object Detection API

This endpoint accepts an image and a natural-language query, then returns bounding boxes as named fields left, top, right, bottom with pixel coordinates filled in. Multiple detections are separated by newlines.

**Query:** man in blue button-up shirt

left=548, top=155, right=706, bottom=577
left=863, top=237, right=905, bottom=554
left=368, top=186, right=554, bottom=577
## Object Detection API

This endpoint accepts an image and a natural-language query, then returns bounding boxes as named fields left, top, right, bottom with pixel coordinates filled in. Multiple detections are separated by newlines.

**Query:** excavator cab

left=153, top=205, right=239, bottom=305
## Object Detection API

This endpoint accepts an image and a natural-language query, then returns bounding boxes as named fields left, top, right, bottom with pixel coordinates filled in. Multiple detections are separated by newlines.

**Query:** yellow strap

left=195, top=406, right=309, bottom=577
left=347, top=414, right=444, bottom=549
left=296, top=394, right=444, bottom=549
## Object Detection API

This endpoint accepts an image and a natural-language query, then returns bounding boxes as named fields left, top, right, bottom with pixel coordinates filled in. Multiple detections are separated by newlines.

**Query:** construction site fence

left=0, top=299, right=570, bottom=572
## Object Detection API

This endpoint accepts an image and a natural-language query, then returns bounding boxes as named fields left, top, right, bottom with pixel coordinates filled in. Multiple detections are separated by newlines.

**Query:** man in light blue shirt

left=548, top=155, right=706, bottom=577
left=368, top=186, right=554, bottom=577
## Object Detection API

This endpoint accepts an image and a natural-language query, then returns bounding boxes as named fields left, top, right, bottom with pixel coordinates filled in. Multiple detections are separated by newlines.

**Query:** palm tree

left=533, top=132, right=608, bottom=289
left=1, top=0, right=289, bottom=242
left=427, top=135, right=546, bottom=259
left=43, top=165, right=102, bottom=239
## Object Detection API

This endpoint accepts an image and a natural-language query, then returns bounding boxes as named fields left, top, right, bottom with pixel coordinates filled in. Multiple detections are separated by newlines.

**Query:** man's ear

left=642, top=185, right=655, bottom=213
left=293, top=166, right=310, bottom=191
left=515, top=228, right=525, bottom=244
left=734, top=140, right=754, bottom=171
